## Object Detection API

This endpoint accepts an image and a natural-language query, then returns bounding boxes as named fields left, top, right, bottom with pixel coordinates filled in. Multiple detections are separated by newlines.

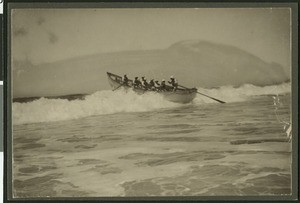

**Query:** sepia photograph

left=8, top=3, right=295, bottom=199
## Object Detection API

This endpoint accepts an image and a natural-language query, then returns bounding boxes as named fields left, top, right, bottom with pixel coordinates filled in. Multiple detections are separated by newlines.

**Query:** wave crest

left=13, top=83, right=291, bottom=125
left=193, top=83, right=291, bottom=104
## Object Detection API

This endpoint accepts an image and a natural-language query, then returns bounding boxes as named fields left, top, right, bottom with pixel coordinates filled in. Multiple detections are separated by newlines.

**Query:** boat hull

left=107, top=72, right=197, bottom=104
left=161, top=91, right=196, bottom=104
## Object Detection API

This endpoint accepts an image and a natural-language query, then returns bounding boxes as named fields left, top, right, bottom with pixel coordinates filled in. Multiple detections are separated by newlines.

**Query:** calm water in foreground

left=12, top=92, right=291, bottom=197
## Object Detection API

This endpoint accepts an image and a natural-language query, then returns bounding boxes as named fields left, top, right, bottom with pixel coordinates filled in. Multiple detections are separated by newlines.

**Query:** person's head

left=135, top=77, right=138, bottom=79
left=162, top=79, right=165, bottom=82
left=170, top=75, right=174, bottom=79
left=151, top=79, right=154, bottom=81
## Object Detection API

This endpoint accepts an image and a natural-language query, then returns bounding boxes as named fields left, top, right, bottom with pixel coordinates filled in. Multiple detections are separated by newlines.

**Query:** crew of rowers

left=122, top=74, right=178, bottom=91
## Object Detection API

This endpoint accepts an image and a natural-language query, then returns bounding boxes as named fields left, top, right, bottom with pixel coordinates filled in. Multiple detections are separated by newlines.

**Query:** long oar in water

left=178, top=85, right=226, bottom=104
left=113, top=84, right=124, bottom=91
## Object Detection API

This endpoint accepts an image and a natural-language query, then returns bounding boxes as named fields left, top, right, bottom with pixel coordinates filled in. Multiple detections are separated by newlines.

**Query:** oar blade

left=197, top=92, right=226, bottom=104
left=212, top=98, right=226, bottom=104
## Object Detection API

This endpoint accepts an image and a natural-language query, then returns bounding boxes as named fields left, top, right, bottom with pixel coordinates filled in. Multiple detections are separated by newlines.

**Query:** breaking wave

left=193, top=82, right=291, bottom=104
left=13, top=83, right=291, bottom=125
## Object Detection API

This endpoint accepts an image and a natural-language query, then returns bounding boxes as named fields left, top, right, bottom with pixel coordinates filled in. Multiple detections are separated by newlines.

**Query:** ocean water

left=12, top=83, right=292, bottom=197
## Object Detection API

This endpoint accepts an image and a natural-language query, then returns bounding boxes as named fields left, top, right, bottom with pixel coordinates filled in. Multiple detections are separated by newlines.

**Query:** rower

left=154, top=80, right=160, bottom=90
left=141, top=76, right=149, bottom=90
left=160, top=79, right=166, bottom=91
left=149, top=79, right=156, bottom=90
left=122, top=74, right=129, bottom=86
left=168, top=75, right=178, bottom=91
left=133, top=77, right=141, bottom=88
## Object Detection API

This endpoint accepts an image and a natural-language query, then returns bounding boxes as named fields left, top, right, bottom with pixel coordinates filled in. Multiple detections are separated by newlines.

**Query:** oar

left=179, top=85, right=226, bottom=104
left=113, top=84, right=123, bottom=91
left=196, top=91, right=226, bottom=104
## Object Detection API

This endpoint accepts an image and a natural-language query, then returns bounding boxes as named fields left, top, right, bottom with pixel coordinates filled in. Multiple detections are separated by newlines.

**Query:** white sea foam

left=193, top=82, right=291, bottom=104
left=12, top=89, right=180, bottom=125
left=13, top=83, right=291, bottom=125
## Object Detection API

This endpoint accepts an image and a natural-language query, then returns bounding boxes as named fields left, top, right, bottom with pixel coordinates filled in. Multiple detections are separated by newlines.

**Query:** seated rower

left=122, top=74, right=129, bottom=86
left=149, top=79, right=156, bottom=90
left=141, top=77, right=149, bottom=90
left=160, top=79, right=166, bottom=91
left=154, top=80, right=160, bottom=90
left=133, top=77, right=141, bottom=88
left=168, top=75, right=178, bottom=91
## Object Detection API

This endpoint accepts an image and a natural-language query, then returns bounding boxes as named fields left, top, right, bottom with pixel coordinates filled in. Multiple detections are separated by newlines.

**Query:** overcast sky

left=12, top=8, right=291, bottom=70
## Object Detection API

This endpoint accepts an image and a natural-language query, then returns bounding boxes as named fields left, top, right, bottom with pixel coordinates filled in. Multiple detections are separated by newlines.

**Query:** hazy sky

left=12, top=8, right=291, bottom=69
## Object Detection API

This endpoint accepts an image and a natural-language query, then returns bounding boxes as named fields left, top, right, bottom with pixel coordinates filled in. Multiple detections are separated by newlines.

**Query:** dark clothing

left=149, top=80, right=155, bottom=87
left=168, top=78, right=178, bottom=91
left=142, top=80, right=149, bottom=89
left=133, top=78, right=141, bottom=87
left=168, top=78, right=177, bottom=86
left=154, top=81, right=160, bottom=89
left=148, top=80, right=155, bottom=90
left=123, top=75, right=129, bottom=85
left=160, top=81, right=166, bottom=90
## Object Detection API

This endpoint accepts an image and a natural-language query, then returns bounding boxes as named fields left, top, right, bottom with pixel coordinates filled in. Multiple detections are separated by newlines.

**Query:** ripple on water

left=137, top=136, right=202, bottom=142
left=74, top=144, right=97, bottom=149
left=147, top=129, right=201, bottom=135
left=13, top=173, right=62, bottom=197
left=17, top=143, right=46, bottom=150
left=147, top=124, right=197, bottom=129
left=243, top=174, right=291, bottom=195
left=13, top=173, right=92, bottom=197
left=83, top=164, right=123, bottom=175
left=120, top=164, right=291, bottom=196
left=121, top=180, right=163, bottom=196
left=19, top=165, right=57, bottom=174
left=77, top=159, right=108, bottom=165
left=134, top=151, right=227, bottom=167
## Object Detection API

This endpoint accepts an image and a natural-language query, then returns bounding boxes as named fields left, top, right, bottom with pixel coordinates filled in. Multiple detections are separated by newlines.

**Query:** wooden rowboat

left=107, top=72, right=197, bottom=104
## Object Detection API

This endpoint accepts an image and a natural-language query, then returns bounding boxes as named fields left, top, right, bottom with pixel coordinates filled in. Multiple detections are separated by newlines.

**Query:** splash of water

left=13, top=89, right=180, bottom=125
left=193, top=83, right=291, bottom=104
left=13, top=83, right=291, bottom=125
